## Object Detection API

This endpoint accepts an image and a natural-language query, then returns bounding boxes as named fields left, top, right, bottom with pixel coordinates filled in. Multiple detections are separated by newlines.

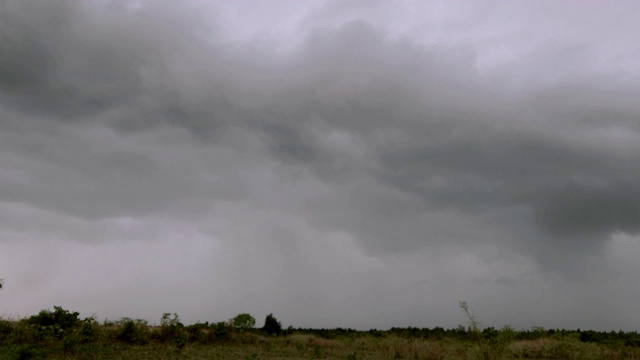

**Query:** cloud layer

left=1, top=0, right=640, bottom=330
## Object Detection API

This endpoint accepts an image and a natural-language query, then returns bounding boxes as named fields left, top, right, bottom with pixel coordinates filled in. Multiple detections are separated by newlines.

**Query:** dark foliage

left=116, top=319, right=148, bottom=345
left=28, top=306, right=79, bottom=333
left=5, top=304, right=640, bottom=360
left=185, top=321, right=210, bottom=344
left=0, top=320, right=14, bottom=343
left=232, top=313, right=256, bottom=330
left=213, top=321, right=234, bottom=341
left=25, top=306, right=80, bottom=341
left=262, top=313, right=282, bottom=336
left=7, top=345, right=39, bottom=360
left=158, top=313, right=187, bottom=350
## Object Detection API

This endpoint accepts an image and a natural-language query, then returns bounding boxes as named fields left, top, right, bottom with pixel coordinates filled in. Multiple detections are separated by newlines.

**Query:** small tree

left=458, top=300, right=480, bottom=337
left=262, top=313, right=282, bottom=336
left=232, top=313, right=256, bottom=330
left=160, top=313, right=187, bottom=350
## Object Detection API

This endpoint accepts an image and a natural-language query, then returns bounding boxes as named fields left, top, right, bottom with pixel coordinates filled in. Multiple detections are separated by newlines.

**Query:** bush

left=186, top=322, right=210, bottom=344
left=487, top=325, right=516, bottom=359
left=57, top=317, right=100, bottom=353
left=233, top=313, right=256, bottom=330
left=9, top=321, right=40, bottom=344
left=28, top=306, right=79, bottom=331
left=61, top=336, right=79, bottom=353
left=0, top=320, right=14, bottom=343
left=213, top=321, right=235, bottom=341
left=116, top=318, right=149, bottom=345
left=159, top=313, right=187, bottom=350
left=263, top=314, right=282, bottom=336
left=27, top=306, right=79, bottom=340
left=78, top=317, right=98, bottom=344
left=6, top=345, right=39, bottom=360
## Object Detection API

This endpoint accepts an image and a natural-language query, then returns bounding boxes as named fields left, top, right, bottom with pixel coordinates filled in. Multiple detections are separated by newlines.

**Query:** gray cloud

left=534, top=181, right=640, bottom=239
left=2, top=0, right=640, bottom=330
left=0, top=0, right=147, bottom=119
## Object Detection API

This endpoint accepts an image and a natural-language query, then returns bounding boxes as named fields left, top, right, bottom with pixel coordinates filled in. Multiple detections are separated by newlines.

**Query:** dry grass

left=3, top=315, right=640, bottom=360
left=4, top=333, right=640, bottom=360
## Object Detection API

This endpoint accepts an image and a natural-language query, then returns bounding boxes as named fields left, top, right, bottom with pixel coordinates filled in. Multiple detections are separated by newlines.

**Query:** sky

left=1, top=0, right=640, bottom=331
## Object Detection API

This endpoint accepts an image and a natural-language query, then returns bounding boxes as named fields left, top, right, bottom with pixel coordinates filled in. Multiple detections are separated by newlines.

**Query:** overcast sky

left=2, top=0, right=640, bottom=331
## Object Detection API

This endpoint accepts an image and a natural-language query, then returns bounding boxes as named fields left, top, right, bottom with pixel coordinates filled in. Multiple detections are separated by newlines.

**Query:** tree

left=0, top=279, right=3, bottom=289
left=262, top=313, right=282, bottom=336
left=458, top=300, right=480, bottom=335
left=232, top=313, right=256, bottom=330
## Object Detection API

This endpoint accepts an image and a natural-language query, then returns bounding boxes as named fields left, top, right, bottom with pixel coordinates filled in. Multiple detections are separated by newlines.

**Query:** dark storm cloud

left=5, top=0, right=640, bottom=331
left=535, top=181, right=640, bottom=239
left=0, top=0, right=146, bottom=119
left=262, top=23, right=640, bottom=256
left=0, top=0, right=236, bottom=139
left=3, top=0, right=640, bottom=270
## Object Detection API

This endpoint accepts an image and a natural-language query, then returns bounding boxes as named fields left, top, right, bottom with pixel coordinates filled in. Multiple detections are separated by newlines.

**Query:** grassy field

left=3, top=331, right=640, bottom=360
left=2, top=306, right=640, bottom=359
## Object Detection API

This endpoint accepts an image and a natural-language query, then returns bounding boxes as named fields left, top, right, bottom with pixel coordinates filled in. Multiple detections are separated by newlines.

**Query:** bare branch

left=458, top=300, right=481, bottom=333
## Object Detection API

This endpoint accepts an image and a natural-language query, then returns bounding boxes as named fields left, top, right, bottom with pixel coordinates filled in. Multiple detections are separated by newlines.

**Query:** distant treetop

left=263, top=313, right=282, bottom=336
left=232, top=313, right=256, bottom=329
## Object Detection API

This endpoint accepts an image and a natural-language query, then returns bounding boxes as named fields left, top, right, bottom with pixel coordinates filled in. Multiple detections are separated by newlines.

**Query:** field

left=2, top=306, right=640, bottom=359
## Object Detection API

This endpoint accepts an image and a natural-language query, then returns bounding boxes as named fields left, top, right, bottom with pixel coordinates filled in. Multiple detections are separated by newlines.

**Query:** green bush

left=486, top=325, right=516, bottom=359
left=28, top=306, right=79, bottom=331
left=186, top=322, right=211, bottom=344
left=57, top=316, right=99, bottom=352
left=0, top=320, right=14, bottom=343
left=262, top=314, right=282, bottom=336
left=6, top=345, right=40, bottom=360
left=116, top=318, right=149, bottom=345
left=79, top=317, right=98, bottom=344
left=61, top=335, right=79, bottom=353
left=9, top=321, right=35, bottom=344
left=213, top=321, right=235, bottom=341
left=233, top=313, right=256, bottom=330
left=158, top=313, right=187, bottom=350
left=27, top=306, right=79, bottom=340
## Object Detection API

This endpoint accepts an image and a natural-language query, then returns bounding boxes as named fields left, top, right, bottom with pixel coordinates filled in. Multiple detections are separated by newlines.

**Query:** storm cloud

left=1, top=0, right=640, bottom=330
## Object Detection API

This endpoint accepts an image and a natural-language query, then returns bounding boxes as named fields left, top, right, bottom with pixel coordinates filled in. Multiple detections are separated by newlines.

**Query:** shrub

left=213, top=321, right=235, bottom=341
left=116, top=318, right=149, bottom=345
left=0, top=320, right=14, bottom=343
left=61, top=336, right=79, bottom=353
left=6, top=345, right=39, bottom=360
left=78, top=317, right=98, bottom=344
left=27, top=306, right=79, bottom=339
left=487, top=325, right=516, bottom=359
left=28, top=306, right=79, bottom=331
left=233, top=313, right=256, bottom=330
left=9, top=320, right=40, bottom=344
left=186, top=322, right=210, bottom=344
left=57, top=317, right=99, bottom=353
left=159, top=313, right=187, bottom=350
left=262, top=314, right=282, bottom=336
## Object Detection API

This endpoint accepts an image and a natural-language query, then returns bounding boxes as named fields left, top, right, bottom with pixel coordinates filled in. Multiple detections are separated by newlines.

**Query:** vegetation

left=263, top=313, right=282, bottom=336
left=2, top=305, right=640, bottom=359
left=233, top=313, right=256, bottom=330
